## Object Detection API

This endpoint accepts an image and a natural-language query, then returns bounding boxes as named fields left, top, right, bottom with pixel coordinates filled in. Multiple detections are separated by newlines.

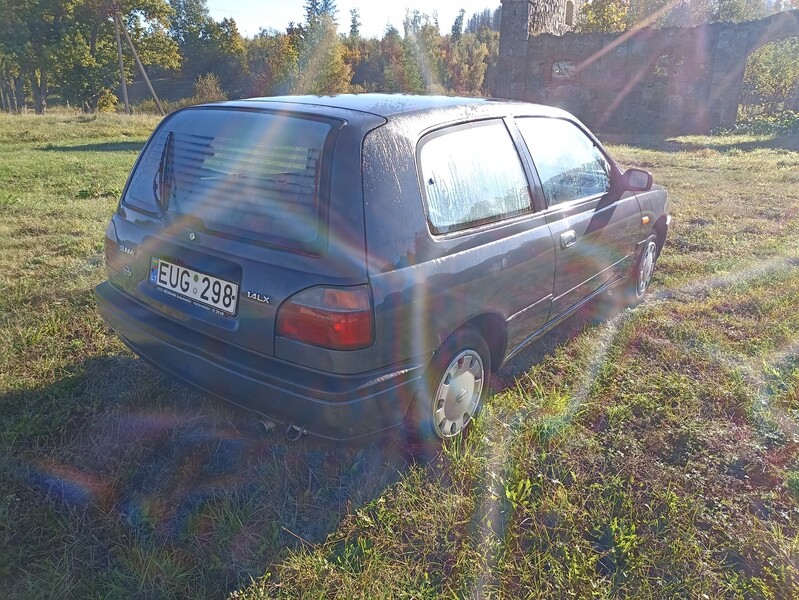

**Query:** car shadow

left=42, top=141, right=146, bottom=153
left=3, top=354, right=410, bottom=594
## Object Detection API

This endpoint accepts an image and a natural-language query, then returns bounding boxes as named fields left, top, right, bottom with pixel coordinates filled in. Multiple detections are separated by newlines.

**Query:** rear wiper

left=155, top=131, right=175, bottom=216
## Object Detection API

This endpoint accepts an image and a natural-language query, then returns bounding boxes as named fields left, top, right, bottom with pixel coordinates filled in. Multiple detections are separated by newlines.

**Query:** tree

left=740, top=38, right=799, bottom=115
left=304, top=0, right=321, bottom=25
left=0, top=49, right=23, bottom=112
left=246, top=28, right=298, bottom=96
left=0, top=0, right=76, bottom=113
left=577, top=0, right=628, bottom=32
left=320, top=0, right=338, bottom=20
left=625, top=0, right=769, bottom=28
left=294, top=14, right=351, bottom=94
left=0, top=0, right=179, bottom=113
left=169, top=0, right=246, bottom=90
left=475, top=25, right=500, bottom=96
left=444, top=32, right=489, bottom=95
left=379, top=26, right=423, bottom=93
left=349, top=8, right=361, bottom=38
left=403, top=11, right=446, bottom=91
left=451, top=8, right=465, bottom=42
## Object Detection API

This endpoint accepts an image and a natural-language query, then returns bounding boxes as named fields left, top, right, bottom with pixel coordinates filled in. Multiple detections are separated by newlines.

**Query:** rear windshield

left=123, top=108, right=335, bottom=251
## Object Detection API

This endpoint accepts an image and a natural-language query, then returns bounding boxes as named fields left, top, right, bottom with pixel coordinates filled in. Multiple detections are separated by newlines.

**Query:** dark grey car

left=96, top=94, right=670, bottom=442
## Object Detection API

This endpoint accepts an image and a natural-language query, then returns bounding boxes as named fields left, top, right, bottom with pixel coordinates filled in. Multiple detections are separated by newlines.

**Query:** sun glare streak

left=405, top=33, right=439, bottom=91
left=576, top=0, right=686, bottom=74
left=470, top=308, right=628, bottom=596
left=575, top=0, right=693, bottom=127
left=464, top=235, right=799, bottom=593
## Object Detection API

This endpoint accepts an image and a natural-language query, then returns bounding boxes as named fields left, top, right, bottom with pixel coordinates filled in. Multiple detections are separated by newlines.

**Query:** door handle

left=560, top=230, right=577, bottom=249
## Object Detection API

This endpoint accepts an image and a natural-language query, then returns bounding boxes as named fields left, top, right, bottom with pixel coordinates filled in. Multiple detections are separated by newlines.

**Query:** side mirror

left=622, top=168, right=653, bottom=192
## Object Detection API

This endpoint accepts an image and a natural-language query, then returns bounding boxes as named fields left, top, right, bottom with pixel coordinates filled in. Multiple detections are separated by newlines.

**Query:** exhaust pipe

left=257, top=419, right=276, bottom=436
left=285, top=423, right=307, bottom=442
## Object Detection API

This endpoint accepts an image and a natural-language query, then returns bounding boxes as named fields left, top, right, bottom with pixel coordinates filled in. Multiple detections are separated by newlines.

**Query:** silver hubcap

left=637, top=242, right=656, bottom=296
left=432, top=350, right=484, bottom=439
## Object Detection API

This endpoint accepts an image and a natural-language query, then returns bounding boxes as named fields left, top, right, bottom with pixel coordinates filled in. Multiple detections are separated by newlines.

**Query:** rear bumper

left=95, top=282, right=423, bottom=440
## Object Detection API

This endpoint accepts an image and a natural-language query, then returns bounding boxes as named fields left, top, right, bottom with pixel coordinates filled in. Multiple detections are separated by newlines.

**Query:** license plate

left=149, top=258, right=239, bottom=315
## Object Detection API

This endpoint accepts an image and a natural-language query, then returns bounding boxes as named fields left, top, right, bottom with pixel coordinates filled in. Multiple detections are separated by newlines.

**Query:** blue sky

left=206, top=0, right=501, bottom=39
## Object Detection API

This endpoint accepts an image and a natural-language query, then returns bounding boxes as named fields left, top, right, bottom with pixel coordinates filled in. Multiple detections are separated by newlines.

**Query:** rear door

left=515, top=117, right=642, bottom=317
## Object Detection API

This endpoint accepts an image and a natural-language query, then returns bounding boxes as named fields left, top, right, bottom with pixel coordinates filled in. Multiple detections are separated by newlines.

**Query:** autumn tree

left=294, top=14, right=351, bottom=94
left=443, top=32, right=489, bottom=95
left=246, top=28, right=298, bottom=96
left=403, top=11, right=446, bottom=92
left=379, top=25, right=423, bottom=93
left=577, top=0, right=628, bottom=32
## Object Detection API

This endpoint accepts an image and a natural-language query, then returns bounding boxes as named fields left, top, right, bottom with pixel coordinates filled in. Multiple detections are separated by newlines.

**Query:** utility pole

left=115, top=8, right=165, bottom=115
left=113, top=12, right=130, bottom=114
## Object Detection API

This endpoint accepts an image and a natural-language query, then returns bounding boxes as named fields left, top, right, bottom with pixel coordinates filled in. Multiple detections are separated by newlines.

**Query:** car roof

left=217, top=93, right=569, bottom=121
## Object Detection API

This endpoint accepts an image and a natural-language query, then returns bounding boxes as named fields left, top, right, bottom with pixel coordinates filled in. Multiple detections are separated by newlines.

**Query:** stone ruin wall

left=497, top=1, right=799, bottom=134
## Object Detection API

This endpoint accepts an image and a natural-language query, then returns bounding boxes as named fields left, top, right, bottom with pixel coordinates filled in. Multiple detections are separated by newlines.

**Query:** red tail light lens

left=276, top=285, right=374, bottom=351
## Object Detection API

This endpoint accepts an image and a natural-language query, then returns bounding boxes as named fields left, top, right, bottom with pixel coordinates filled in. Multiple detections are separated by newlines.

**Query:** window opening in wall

left=552, top=60, right=577, bottom=81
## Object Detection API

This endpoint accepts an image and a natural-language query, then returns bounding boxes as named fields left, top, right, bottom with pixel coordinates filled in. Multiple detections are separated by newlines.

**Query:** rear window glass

left=123, top=108, right=334, bottom=250
left=419, top=120, right=532, bottom=234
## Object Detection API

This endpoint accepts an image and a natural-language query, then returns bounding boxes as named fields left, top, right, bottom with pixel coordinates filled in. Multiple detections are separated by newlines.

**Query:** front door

left=516, top=117, right=642, bottom=318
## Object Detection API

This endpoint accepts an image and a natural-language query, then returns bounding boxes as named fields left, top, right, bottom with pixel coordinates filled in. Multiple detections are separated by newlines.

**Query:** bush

left=716, top=110, right=799, bottom=136
left=191, top=73, right=227, bottom=104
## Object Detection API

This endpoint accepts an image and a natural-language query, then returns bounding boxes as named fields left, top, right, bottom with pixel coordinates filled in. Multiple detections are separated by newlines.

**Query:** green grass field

left=1, top=112, right=798, bottom=598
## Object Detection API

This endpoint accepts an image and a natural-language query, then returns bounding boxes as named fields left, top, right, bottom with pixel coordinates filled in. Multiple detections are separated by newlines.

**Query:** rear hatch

left=106, top=105, right=373, bottom=358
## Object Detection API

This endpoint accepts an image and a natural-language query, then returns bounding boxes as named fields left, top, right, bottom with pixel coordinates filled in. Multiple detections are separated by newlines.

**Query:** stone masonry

left=497, top=2, right=799, bottom=134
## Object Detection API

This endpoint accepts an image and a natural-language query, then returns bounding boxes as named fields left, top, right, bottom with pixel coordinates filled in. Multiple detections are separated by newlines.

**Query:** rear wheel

left=403, top=326, right=491, bottom=452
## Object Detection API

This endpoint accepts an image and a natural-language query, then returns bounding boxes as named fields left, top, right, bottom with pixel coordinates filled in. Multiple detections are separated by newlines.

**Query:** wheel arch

left=459, top=312, right=507, bottom=374
left=653, top=216, right=668, bottom=255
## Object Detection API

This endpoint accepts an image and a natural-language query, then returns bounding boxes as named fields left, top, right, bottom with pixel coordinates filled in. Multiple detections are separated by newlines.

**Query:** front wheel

left=626, top=233, right=658, bottom=307
left=403, top=326, right=491, bottom=449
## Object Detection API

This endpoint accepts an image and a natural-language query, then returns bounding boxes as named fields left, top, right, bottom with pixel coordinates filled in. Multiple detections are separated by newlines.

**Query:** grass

left=1, top=110, right=799, bottom=598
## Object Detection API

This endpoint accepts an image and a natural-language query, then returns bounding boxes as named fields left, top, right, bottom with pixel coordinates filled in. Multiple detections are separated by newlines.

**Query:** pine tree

left=320, top=0, right=338, bottom=21
left=451, top=9, right=465, bottom=41
left=304, top=0, right=321, bottom=25
left=349, top=8, right=361, bottom=38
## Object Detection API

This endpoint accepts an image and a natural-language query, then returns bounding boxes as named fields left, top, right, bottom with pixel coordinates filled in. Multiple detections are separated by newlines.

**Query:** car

left=95, top=94, right=670, bottom=443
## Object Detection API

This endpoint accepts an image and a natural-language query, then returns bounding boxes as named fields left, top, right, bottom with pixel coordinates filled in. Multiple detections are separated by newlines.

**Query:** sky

left=206, top=0, right=502, bottom=39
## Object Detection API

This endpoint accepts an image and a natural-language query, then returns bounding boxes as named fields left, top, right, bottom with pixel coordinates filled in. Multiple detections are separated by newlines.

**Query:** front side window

left=419, top=120, right=532, bottom=234
left=517, top=118, right=611, bottom=207
left=123, top=108, right=333, bottom=251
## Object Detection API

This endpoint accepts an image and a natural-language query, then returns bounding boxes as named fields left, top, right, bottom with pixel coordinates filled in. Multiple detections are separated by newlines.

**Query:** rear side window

left=123, top=108, right=334, bottom=251
left=419, top=120, right=532, bottom=234
left=516, top=117, right=611, bottom=207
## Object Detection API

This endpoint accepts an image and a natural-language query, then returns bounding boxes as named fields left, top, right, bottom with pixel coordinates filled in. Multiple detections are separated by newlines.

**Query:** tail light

left=276, top=285, right=374, bottom=351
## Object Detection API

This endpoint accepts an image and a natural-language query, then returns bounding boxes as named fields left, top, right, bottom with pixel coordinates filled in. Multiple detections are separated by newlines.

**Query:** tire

left=625, top=233, right=658, bottom=307
left=402, top=326, right=491, bottom=453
